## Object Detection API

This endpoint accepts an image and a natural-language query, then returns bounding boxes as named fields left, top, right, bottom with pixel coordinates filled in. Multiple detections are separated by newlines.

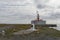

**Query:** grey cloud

left=0, top=4, right=35, bottom=23
left=34, top=0, right=50, bottom=9
left=58, top=6, right=60, bottom=8
left=0, top=14, right=35, bottom=24
left=50, top=12, right=60, bottom=18
left=0, top=0, right=25, bottom=2
left=41, top=12, right=60, bottom=20
left=37, top=4, right=46, bottom=9
left=0, top=0, right=30, bottom=8
left=37, top=4, right=54, bottom=9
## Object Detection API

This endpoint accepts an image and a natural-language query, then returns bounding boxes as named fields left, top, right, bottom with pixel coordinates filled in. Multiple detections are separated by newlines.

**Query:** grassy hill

left=0, top=24, right=60, bottom=40
left=0, top=24, right=60, bottom=37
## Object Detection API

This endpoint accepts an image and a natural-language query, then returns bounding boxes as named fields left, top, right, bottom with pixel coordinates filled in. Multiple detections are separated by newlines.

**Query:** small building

left=31, top=20, right=46, bottom=25
left=31, top=11, right=46, bottom=25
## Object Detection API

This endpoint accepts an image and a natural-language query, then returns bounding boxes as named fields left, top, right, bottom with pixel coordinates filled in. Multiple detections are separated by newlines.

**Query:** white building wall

left=31, top=20, right=46, bottom=25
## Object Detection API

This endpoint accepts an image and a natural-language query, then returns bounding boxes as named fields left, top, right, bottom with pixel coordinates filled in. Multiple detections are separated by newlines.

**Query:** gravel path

left=13, top=27, right=36, bottom=35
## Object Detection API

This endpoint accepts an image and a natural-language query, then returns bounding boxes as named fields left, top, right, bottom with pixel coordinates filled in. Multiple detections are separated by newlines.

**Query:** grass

left=0, top=24, right=60, bottom=37
left=0, top=24, right=31, bottom=36
left=28, top=27, right=60, bottom=37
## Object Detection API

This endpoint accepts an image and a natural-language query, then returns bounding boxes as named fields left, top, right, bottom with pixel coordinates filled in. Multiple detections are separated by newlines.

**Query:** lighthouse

left=31, top=11, right=57, bottom=29
left=31, top=11, right=46, bottom=25
left=36, top=11, right=40, bottom=21
left=31, top=11, right=46, bottom=30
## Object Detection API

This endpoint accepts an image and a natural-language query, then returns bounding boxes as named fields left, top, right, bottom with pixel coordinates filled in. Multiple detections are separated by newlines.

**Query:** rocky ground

left=0, top=34, right=60, bottom=40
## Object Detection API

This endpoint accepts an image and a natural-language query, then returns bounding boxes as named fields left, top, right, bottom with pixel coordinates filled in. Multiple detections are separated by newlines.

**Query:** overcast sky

left=0, top=0, right=60, bottom=24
